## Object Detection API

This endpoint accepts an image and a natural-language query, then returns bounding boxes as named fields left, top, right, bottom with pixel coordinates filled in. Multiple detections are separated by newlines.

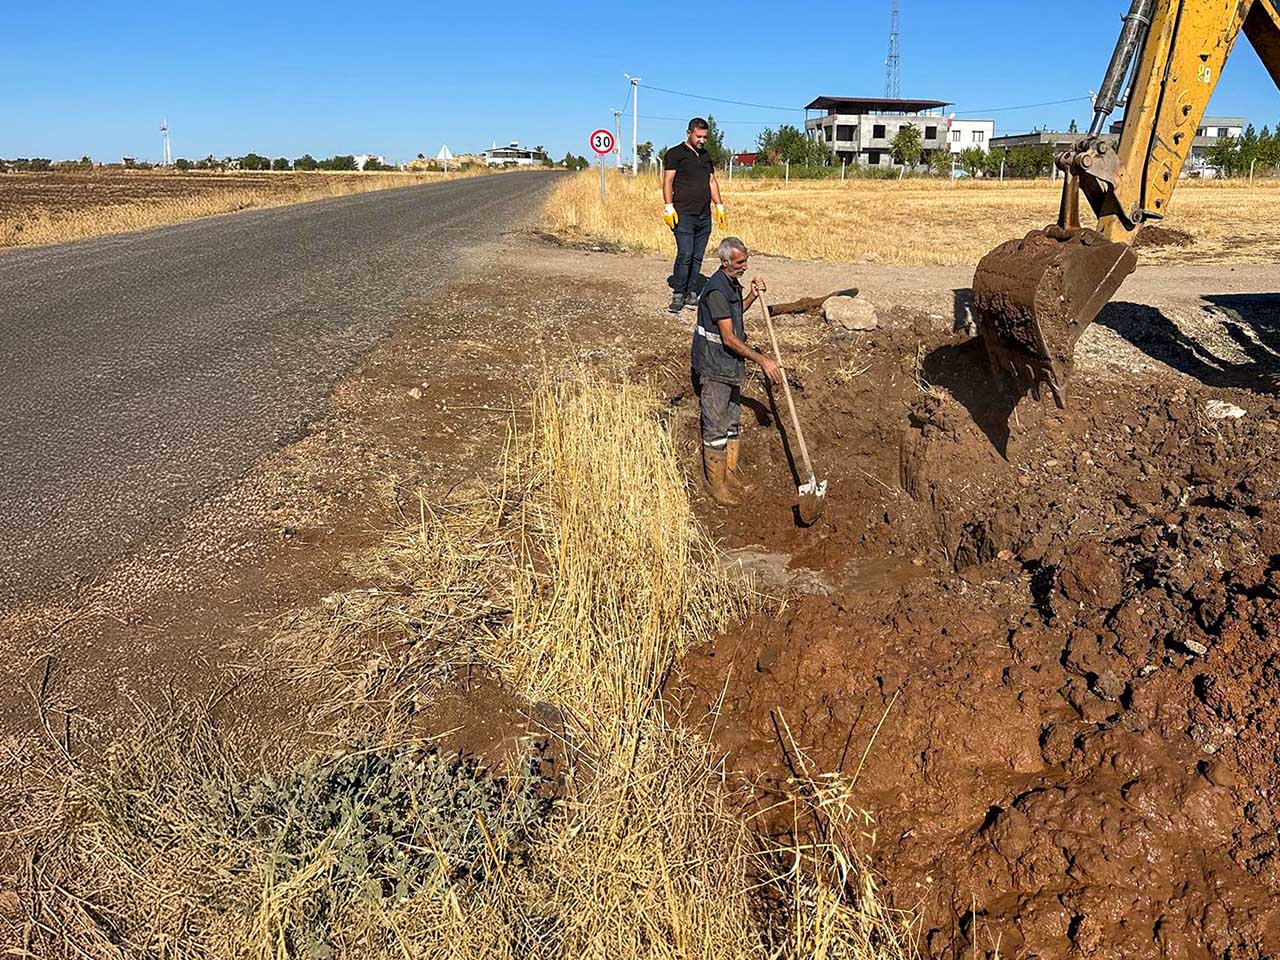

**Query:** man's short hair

left=717, top=237, right=748, bottom=260
left=688, top=117, right=710, bottom=132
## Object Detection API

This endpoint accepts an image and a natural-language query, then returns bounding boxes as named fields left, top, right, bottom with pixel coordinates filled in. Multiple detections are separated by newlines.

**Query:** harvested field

left=545, top=169, right=1280, bottom=266
left=0, top=168, right=519, bottom=249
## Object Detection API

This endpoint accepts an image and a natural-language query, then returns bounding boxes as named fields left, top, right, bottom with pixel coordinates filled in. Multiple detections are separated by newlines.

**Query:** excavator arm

left=973, top=0, right=1280, bottom=407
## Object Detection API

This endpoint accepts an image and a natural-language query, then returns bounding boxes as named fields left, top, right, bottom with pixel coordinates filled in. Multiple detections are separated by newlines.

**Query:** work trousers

left=693, top=372, right=741, bottom=450
left=671, top=212, right=712, bottom=296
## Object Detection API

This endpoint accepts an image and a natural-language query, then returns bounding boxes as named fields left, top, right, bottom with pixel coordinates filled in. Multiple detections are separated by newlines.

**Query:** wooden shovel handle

left=756, top=293, right=816, bottom=482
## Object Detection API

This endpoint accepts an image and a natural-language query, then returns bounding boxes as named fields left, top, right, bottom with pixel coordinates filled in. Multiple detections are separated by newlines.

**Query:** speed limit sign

left=590, top=129, right=615, bottom=155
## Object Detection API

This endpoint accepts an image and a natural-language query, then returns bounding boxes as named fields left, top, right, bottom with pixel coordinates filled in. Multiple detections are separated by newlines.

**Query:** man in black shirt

left=663, top=118, right=727, bottom=313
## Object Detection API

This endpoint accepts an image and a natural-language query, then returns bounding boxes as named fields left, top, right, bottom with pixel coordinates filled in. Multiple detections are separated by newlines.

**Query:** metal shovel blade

left=972, top=226, right=1137, bottom=407
left=798, top=476, right=828, bottom=525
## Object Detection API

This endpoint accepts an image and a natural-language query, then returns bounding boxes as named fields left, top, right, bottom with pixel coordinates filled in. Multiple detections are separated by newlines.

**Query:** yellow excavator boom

left=973, top=0, right=1280, bottom=406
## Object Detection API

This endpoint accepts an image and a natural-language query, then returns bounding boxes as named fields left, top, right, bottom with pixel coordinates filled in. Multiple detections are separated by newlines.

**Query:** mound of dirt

left=662, top=312, right=1280, bottom=959
left=1135, top=225, right=1195, bottom=249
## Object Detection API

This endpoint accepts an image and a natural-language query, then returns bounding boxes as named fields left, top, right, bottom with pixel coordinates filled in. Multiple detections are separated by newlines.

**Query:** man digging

left=692, top=237, right=783, bottom=506
left=663, top=117, right=727, bottom=313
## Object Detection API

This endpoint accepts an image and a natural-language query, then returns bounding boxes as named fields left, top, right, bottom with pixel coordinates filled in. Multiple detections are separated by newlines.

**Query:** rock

left=407, top=387, right=423, bottom=400
left=824, top=295, right=878, bottom=331
left=1091, top=669, right=1126, bottom=702
left=1204, top=399, right=1246, bottom=420
left=1174, top=635, right=1209, bottom=657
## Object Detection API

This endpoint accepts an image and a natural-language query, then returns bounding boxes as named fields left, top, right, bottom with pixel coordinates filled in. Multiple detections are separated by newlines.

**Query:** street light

left=624, top=74, right=641, bottom=175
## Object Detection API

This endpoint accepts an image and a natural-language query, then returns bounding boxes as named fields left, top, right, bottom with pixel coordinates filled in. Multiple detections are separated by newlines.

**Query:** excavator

left=974, top=0, right=1280, bottom=407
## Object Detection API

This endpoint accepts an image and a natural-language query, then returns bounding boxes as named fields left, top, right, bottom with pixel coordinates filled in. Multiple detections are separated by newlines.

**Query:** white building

left=354, top=154, right=389, bottom=170
left=484, top=142, right=546, bottom=166
left=946, top=118, right=996, bottom=154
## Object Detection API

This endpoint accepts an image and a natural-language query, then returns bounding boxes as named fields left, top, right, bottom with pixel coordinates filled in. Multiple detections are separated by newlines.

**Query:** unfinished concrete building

left=803, top=96, right=957, bottom=169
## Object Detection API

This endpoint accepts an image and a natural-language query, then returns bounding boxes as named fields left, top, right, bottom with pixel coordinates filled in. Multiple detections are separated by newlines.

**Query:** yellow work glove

left=713, top=203, right=727, bottom=229
left=663, top=203, right=679, bottom=230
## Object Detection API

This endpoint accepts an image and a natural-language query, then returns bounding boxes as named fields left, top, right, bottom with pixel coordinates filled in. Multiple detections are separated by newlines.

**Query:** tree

left=561, top=152, right=589, bottom=171
left=984, top=147, right=1009, bottom=179
left=1206, top=136, right=1242, bottom=176
left=319, top=155, right=358, bottom=171
left=1006, top=143, right=1055, bottom=178
left=271, top=157, right=290, bottom=171
left=417, top=152, right=425, bottom=160
left=703, top=116, right=728, bottom=166
left=637, top=140, right=654, bottom=166
left=1239, top=123, right=1259, bottom=171
left=174, top=158, right=191, bottom=170
left=890, top=124, right=923, bottom=171
left=1068, top=118, right=1079, bottom=134
left=958, top=146, right=986, bottom=178
left=1257, top=125, right=1280, bottom=170
left=294, top=154, right=319, bottom=171
left=927, top=148, right=954, bottom=176
left=757, top=124, right=828, bottom=167
left=239, top=152, right=271, bottom=171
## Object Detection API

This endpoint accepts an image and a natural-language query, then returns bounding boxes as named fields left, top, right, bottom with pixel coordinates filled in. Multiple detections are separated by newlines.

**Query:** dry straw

left=542, top=168, right=1280, bottom=266
left=9, top=369, right=917, bottom=960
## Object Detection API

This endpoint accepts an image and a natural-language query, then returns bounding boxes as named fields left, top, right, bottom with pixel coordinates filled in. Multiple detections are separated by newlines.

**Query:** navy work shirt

left=691, top=268, right=746, bottom=385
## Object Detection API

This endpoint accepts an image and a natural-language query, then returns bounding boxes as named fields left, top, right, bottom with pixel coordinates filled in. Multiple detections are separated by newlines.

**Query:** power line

left=955, top=95, right=1093, bottom=114
left=640, top=80, right=1093, bottom=120
left=640, top=114, right=774, bottom=125
left=638, top=82, right=797, bottom=113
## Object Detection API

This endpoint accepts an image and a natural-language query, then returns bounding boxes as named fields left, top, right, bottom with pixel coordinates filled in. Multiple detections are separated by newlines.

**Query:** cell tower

left=884, top=0, right=901, bottom=100
left=161, top=117, right=172, bottom=167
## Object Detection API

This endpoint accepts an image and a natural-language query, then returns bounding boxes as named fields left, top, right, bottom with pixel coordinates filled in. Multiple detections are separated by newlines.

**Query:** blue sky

left=4, top=0, right=1278, bottom=163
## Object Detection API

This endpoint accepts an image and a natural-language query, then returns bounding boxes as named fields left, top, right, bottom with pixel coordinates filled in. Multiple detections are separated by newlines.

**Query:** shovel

left=756, top=292, right=827, bottom=524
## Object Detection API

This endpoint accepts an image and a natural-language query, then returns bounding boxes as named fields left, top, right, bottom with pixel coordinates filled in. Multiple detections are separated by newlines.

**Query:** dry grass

left=544, top=168, right=1280, bottom=266
left=0, top=168, right=527, bottom=250
left=500, top=372, right=751, bottom=730
left=8, top=370, right=917, bottom=960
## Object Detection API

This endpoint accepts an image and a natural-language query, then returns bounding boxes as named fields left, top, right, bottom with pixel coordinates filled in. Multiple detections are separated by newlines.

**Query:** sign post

left=590, top=128, right=615, bottom=203
left=435, top=144, right=454, bottom=174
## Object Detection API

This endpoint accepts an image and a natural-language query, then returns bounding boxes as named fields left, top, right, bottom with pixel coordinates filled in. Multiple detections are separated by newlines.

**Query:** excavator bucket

left=972, top=226, right=1137, bottom=407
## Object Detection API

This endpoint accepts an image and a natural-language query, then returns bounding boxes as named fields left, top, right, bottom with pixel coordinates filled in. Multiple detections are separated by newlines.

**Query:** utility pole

left=625, top=74, right=641, bottom=175
left=612, top=109, right=623, bottom=169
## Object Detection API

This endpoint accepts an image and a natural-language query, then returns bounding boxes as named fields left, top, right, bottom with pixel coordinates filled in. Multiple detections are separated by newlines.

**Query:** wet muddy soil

left=657, top=308, right=1280, bottom=960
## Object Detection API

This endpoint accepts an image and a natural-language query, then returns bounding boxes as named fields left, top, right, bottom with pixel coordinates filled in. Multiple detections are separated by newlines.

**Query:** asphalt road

left=0, top=173, right=555, bottom=602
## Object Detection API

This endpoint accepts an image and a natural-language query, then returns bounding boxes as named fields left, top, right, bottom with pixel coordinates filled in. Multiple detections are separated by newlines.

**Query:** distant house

left=1110, top=116, right=1245, bottom=176
left=484, top=142, right=546, bottom=166
left=732, top=152, right=758, bottom=169
left=803, top=96, right=988, bottom=169
left=946, top=118, right=996, bottom=154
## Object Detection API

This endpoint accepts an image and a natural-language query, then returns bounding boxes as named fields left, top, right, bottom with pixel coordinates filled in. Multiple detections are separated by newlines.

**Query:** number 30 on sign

left=590, top=129, right=615, bottom=155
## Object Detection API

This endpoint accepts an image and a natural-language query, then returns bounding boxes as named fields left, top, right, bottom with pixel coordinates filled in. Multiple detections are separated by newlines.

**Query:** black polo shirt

left=664, top=142, right=714, bottom=216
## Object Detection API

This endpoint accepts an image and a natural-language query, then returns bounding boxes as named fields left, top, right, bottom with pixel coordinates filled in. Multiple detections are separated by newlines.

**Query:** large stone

left=823, top=295, right=878, bottom=331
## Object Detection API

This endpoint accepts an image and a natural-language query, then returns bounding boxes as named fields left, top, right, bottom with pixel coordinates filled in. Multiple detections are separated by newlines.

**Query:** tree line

left=1202, top=123, right=1280, bottom=176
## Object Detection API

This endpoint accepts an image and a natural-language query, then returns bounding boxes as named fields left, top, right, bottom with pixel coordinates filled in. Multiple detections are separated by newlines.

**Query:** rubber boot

left=724, top=438, right=754, bottom=494
left=703, top=447, right=740, bottom=507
